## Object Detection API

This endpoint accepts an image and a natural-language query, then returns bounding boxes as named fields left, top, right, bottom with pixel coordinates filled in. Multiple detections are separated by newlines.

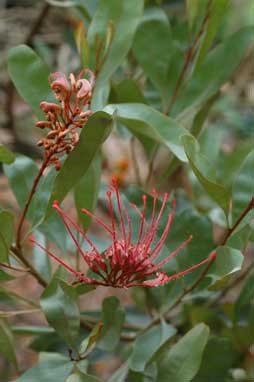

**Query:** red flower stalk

left=30, top=179, right=216, bottom=288
left=36, top=69, right=95, bottom=170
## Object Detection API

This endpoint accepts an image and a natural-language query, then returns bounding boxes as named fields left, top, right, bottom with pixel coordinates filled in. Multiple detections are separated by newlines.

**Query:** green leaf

left=79, top=323, right=103, bottom=354
left=0, top=318, right=18, bottom=371
left=182, top=134, right=230, bottom=214
left=3, top=155, right=56, bottom=228
left=156, top=323, right=209, bottom=382
left=7, top=44, right=51, bottom=119
left=104, top=103, right=187, bottom=161
left=0, top=268, right=15, bottom=282
left=174, top=27, right=254, bottom=116
left=111, top=78, right=148, bottom=104
left=130, top=321, right=176, bottom=372
left=132, top=8, right=172, bottom=106
left=74, top=154, right=101, bottom=232
left=46, top=111, right=112, bottom=217
left=108, top=362, right=129, bottom=382
left=32, top=231, right=52, bottom=283
left=11, top=325, right=54, bottom=336
left=194, top=0, right=230, bottom=69
left=0, top=210, right=14, bottom=263
left=232, top=150, right=254, bottom=224
left=207, top=246, right=244, bottom=286
left=3, top=155, right=38, bottom=212
left=74, top=21, right=90, bottom=68
left=40, top=278, right=80, bottom=348
left=15, top=352, right=73, bottom=382
left=234, top=275, right=254, bottom=323
left=192, top=336, right=234, bottom=382
left=98, top=296, right=125, bottom=351
left=67, top=372, right=102, bottom=382
left=186, top=0, right=201, bottom=30
left=88, top=0, right=144, bottom=109
left=0, top=145, right=15, bottom=164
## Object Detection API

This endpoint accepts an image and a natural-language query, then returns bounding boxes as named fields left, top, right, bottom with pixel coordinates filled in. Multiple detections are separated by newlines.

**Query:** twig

left=15, top=159, right=49, bottom=248
left=165, top=0, right=212, bottom=115
left=10, top=245, right=47, bottom=287
left=0, top=262, right=29, bottom=273
left=207, top=264, right=253, bottom=308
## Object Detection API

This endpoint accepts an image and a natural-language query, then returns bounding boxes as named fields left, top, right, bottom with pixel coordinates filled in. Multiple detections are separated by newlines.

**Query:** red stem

left=15, top=159, right=49, bottom=248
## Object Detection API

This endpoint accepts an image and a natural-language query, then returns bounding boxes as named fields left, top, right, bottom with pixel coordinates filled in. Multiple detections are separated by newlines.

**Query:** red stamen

left=107, top=191, right=118, bottom=256
left=29, top=235, right=91, bottom=283
left=145, top=192, right=169, bottom=250
left=53, top=201, right=102, bottom=267
left=149, top=210, right=175, bottom=259
left=163, top=251, right=216, bottom=283
left=144, top=235, right=193, bottom=275
left=111, top=180, right=127, bottom=250
left=81, top=207, right=113, bottom=236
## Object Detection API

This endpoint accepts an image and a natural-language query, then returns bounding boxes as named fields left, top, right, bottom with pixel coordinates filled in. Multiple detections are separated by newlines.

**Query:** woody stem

left=15, top=158, right=49, bottom=249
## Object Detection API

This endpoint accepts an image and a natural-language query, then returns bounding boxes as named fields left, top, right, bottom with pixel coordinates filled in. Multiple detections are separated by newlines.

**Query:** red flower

left=30, top=180, right=216, bottom=288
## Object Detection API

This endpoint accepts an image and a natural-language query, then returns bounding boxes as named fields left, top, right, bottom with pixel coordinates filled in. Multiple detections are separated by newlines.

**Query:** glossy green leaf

left=207, top=246, right=244, bottom=286
left=0, top=318, right=18, bottom=371
left=232, top=150, right=254, bottom=224
left=156, top=323, right=209, bottom=382
left=130, top=321, right=176, bottom=372
left=16, top=352, right=73, bottom=382
left=0, top=210, right=14, bottom=263
left=98, top=296, right=125, bottom=351
left=46, top=111, right=112, bottom=217
left=174, top=27, right=254, bottom=116
left=40, top=278, right=80, bottom=348
left=104, top=103, right=187, bottom=161
left=7, top=44, right=51, bottom=118
left=111, top=78, right=148, bottom=104
left=88, top=0, right=144, bottom=109
left=133, top=8, right=172, bottom=106
left=3, top=156, right=56, bottom=229
left=182, top=134, right=230, bottom=214
left=74, top=154, right=101, bottom=232
left=0, top=145, right=15, bottom=164
left=194, top=0, right=230, bottom=69
left=192, top=337, right=234, bottom=382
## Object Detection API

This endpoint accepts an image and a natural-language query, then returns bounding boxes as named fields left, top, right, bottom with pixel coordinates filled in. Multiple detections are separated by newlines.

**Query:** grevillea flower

left=36, top=69, right=95, bottom=170
left=30, top=179, right=216, bottom=288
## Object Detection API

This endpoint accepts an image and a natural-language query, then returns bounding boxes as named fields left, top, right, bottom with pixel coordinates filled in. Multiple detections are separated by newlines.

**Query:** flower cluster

left=36, top=69, right=95, bottom=170
left=30, top=179, right=216, bottom=288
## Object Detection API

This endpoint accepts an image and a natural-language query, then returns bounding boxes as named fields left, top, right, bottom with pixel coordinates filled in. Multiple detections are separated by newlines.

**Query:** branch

left=165, top=1, right=212, bottom=115
left=15, top=159, right=48, bottom=248
left=10, top=245, right=47, bottom=287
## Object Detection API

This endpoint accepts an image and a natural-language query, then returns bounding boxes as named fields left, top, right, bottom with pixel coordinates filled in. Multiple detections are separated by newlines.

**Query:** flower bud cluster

left=36, top=69, right=95, bottom=170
